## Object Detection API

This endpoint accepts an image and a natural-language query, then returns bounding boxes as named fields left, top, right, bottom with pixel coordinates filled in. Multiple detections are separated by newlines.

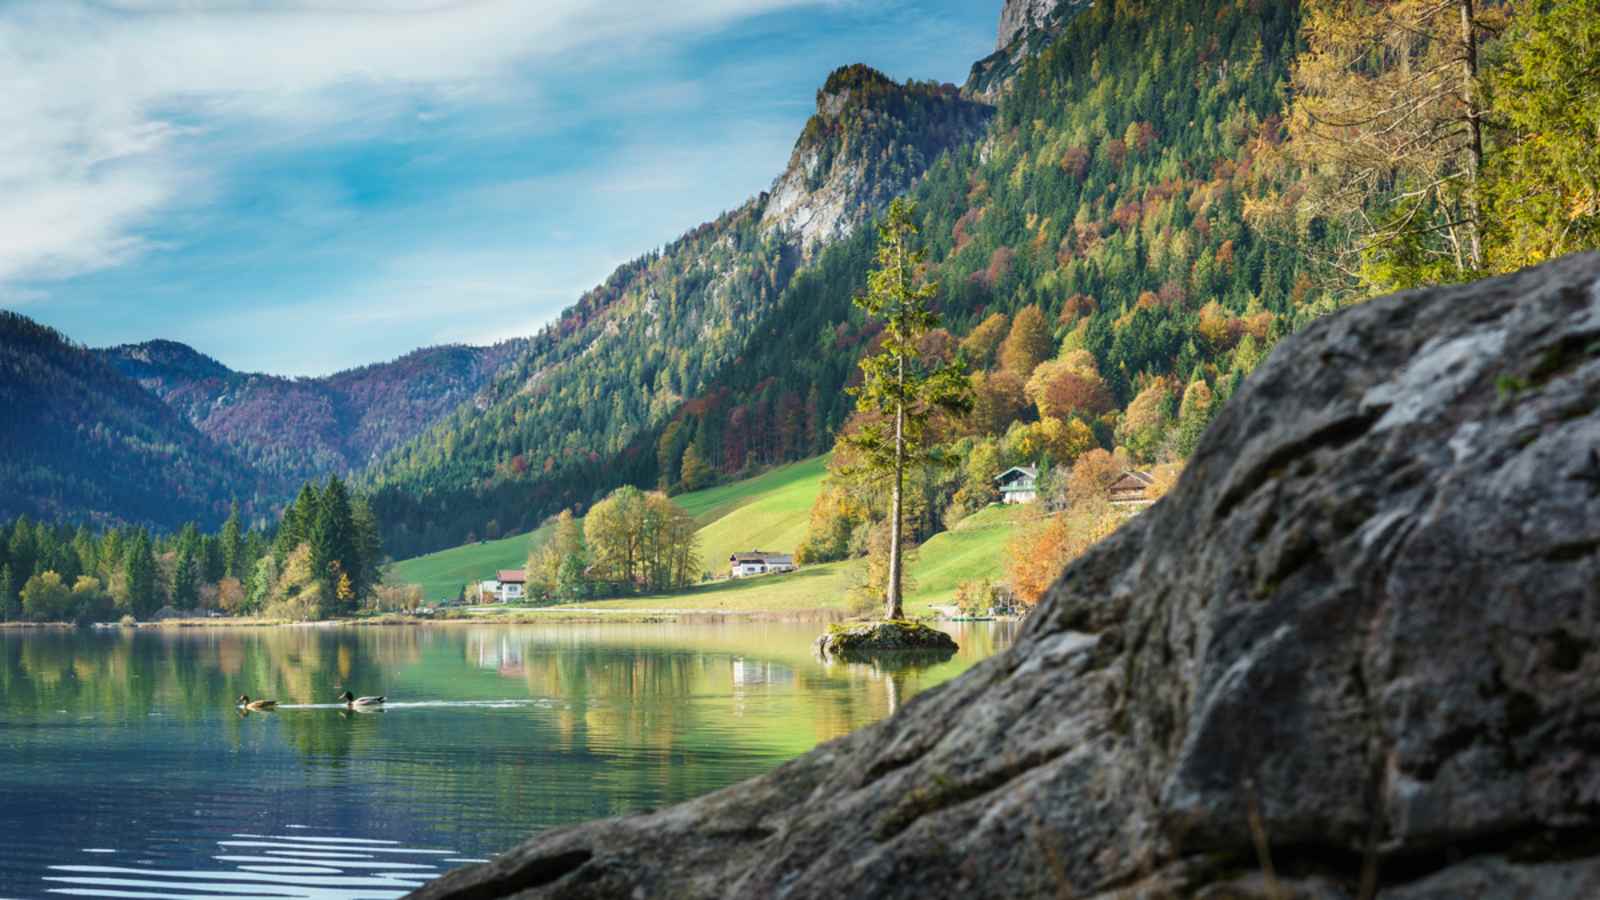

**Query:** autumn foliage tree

left=1024, top=350, right=1113, bottom=421
left=1280, top=0, right=1499, bottom=290
left=998, top=305, right=1054, bottom=377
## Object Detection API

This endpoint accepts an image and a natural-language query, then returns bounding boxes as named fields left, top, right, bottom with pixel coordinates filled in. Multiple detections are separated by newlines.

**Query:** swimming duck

left=338, top=690, right=385, bottom=708
left=237, top=694, right=277, bottom=711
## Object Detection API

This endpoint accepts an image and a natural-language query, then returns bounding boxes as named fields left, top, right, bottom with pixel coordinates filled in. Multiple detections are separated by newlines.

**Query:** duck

left=338, top=690, right=385, bottom=708
left=237, top=694, right=277, bottom=711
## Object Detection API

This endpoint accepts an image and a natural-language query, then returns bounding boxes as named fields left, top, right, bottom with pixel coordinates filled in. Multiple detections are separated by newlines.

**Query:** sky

left=0, top=0, right=1000, bottom=376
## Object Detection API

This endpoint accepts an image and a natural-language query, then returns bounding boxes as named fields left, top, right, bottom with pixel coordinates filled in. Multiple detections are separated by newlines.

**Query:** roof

left=994, top=465, right=1039, bottom=484
left=496, top=569, right=527, bottom=583
left=1108, top=470, right=1155, bottom=491
left=731, top=551, right=793, bottom=563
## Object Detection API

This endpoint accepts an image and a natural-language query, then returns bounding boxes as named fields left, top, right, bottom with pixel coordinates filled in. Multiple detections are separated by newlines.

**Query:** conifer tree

left=311, top=477, right=356, bottom=611
left=1484, top=0, right=1600, bottom=269
left=0, top=565, right=16, bottom=622
left=221, top=502, right=243, bottom=579
left=172, top=524, right=200, bottom=609
left=844, top=198, right=972, bottom=620
left=124, top=530, right=158, bottom=617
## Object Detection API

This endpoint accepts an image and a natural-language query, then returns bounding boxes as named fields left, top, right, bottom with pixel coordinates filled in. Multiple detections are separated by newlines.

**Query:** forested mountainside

left=365, top=67, right=994, bottom=557
left=0, top=313, right=258, bottom=529
left=365, top=0, right=1305, bottom=557
left=98, top=339, right=526, bottom=487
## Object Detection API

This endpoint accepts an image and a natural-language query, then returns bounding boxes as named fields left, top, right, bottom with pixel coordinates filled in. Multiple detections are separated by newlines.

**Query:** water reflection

left=1, top=621, right=1017, bottom=899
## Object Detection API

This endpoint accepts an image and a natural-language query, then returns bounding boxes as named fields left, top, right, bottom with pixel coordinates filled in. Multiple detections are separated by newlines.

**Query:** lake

left=0, top=620, right=1016, bottom=899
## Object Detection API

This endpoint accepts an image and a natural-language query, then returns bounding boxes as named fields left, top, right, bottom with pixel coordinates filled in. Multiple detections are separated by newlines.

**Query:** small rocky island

left=408, top=253, right=1600, bottom=898
left=814, top=620, right=959, bottom=659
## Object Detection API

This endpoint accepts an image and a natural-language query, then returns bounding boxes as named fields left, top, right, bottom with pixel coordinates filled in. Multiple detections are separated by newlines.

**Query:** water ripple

left=45, top=832, right=457, bottom=900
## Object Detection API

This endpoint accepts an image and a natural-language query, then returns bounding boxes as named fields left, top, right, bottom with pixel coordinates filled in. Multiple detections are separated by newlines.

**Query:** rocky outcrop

left=998, top=0, right=1063, bottom=50
left=761, top=65, right=992, bottom=256
left=814, top=621, right=959, bottom=659
left=408, top=253, right=1600, bottom=899
left=968, top=0, right=1092, bottom=100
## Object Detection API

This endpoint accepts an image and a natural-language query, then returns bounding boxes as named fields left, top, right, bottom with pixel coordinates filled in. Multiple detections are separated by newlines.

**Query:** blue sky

left=0, top=1, right=999, bottom=376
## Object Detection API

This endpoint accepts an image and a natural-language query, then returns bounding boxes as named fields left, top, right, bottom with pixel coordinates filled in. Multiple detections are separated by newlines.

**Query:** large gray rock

left=408, top=255, right=1600, bottom=899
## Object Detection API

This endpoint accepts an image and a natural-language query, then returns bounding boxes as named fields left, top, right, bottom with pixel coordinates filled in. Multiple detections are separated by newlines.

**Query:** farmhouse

left=994, top=466, right=1040, bottom=504
left=729, top=551, right=796, bottom=579
left=490, top=569, right=526, bottom=603
left=1108, top=470, right=1157, bottom=508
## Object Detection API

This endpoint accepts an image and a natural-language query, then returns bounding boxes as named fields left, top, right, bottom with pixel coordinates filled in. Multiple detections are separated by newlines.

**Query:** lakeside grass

left=384, top=454, right=1024, bottom=619
left=385, top=457, right=829, bottom=599
left=560, top=503, right=1027, bottom=618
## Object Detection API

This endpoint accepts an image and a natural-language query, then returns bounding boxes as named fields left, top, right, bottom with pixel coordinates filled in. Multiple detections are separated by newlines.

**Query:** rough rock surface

left=997, top=0, right=1064, bottom=50
left=408, top=254, right=1600, bottom=899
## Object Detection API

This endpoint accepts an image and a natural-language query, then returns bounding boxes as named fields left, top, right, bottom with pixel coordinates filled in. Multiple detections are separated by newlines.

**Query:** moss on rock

left=814, top=620, right=959, bottom=659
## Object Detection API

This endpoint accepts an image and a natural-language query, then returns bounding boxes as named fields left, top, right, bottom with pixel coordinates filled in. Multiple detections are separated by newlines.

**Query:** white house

left=994, top=466, right=1040, bottom=504
left=491, top=569, right=526, bottom=603
left=729, top=551, right=796, bottom=579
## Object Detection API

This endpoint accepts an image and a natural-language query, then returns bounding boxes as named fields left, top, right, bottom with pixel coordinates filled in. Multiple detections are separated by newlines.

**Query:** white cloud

left=0, top=0, right=820, bottom=285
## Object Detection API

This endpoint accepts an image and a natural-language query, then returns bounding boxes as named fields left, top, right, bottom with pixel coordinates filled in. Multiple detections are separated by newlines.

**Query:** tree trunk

left=886, top=360, right=905, bottom=621
left=1459, top=0, right=1483, bottom=271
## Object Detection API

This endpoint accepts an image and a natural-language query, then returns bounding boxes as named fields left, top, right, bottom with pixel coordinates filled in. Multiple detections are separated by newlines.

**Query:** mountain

left=0, top=312, right=258, bottom=529
left=762, top=65, right=995, bottom=255
left=965, top=0, right=1093, bottom=100
left=365, top=0, right=1310, bottom=558
left=364, top=65, right=994, bottom=557
left=97, top=339, right=526, bottom=489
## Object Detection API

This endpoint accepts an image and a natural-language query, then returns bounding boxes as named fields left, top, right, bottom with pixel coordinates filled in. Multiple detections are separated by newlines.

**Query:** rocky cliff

left=968, top=0, right=1092, bottom=100
left=998, top=0, right=1064, bottom=49
left=761, top=64, right=992, bottom=255
left=408, top=253, right=1600, bottom=899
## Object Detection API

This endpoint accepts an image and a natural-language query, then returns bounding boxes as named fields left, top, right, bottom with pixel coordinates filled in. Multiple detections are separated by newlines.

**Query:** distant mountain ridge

left=96, top=338, right=527, bottom=488
left=0, top=312, right=259, bottom=529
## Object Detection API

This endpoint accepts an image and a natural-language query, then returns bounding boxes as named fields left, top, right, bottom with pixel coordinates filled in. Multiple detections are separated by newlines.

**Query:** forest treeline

left=0, top=476, right=382, bottom=624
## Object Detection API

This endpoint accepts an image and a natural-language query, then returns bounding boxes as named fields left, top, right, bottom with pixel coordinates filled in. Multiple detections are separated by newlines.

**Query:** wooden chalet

left=994, top=466, right=1040, bottom=504
left=1107, top=470, right=1157, bottom=508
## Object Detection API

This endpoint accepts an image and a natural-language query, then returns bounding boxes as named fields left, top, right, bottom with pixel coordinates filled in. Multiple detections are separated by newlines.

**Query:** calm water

left=0, top=621, right=1015, bottom=899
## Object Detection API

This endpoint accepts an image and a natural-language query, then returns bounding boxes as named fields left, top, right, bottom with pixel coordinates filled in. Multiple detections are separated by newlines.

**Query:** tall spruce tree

left=172, top=524, right=200, bottom=609
left=310, top=476, right=357, bottom=612
left=844, top=198, right=971, bottom=620
left=125, top=530, right=158, bottom=617
left=0, top=565, right=16, bottom=622
left=221, top=502, right=243, bottom=579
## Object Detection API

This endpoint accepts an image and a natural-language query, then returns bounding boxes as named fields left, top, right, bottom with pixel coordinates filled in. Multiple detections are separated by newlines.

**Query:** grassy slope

left=388, top=457, right=829, bottom=599
left=674, top=455, right=830, bottom=525
left=693, top=456, right=828, bottom=569
left=387, top=521, right=554, bottom=602
left=579, top=503, right=1028, bottom=617
left=390, top=454, right=1024, bottom=616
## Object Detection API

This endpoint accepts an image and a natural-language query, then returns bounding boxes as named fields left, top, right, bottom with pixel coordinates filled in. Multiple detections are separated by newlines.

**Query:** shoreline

left=0, top=607, right=882, bottom=630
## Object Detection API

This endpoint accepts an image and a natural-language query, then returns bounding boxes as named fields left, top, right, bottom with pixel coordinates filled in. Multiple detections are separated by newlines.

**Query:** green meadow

left=387, top=454, right=1025, bottom=617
